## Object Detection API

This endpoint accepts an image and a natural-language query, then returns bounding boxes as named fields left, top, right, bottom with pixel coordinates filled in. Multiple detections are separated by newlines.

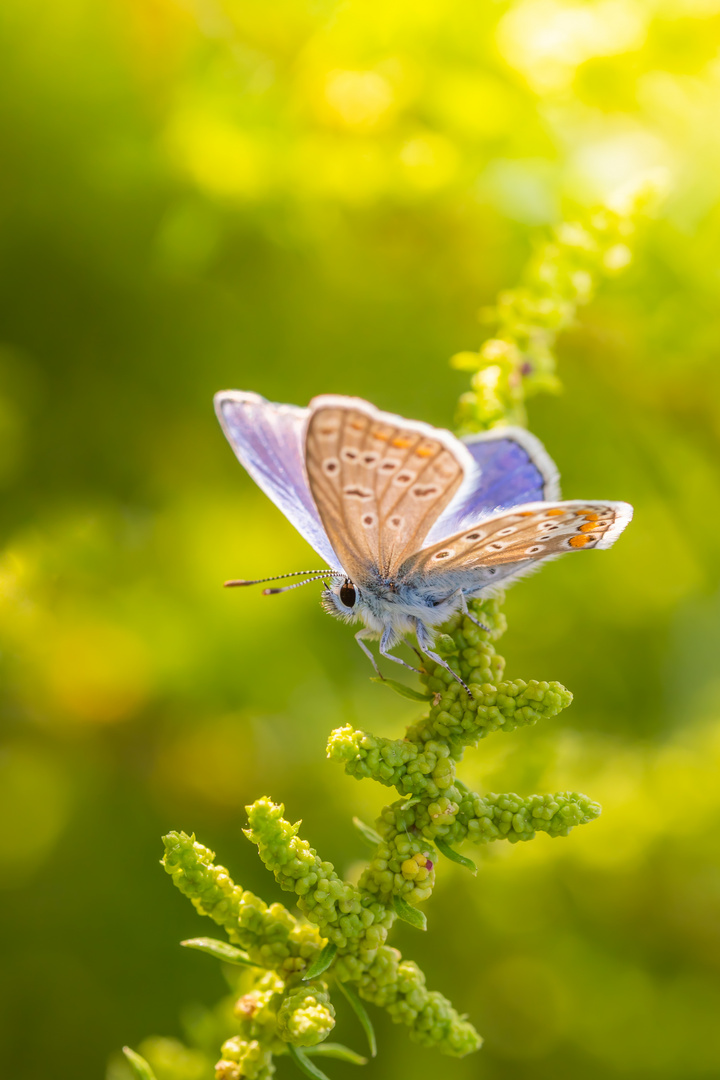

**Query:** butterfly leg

left=379, top=628, right=424, bottom=675
left=414, top=619, right=472, bottom=698
left=355, top=630, right=384, bottom=678
left=457, top=592, right=490, bottom=633
left=433, top=588, right=489, bottom=632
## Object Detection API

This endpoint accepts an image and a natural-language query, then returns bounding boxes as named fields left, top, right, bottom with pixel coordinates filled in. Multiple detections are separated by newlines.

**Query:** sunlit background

left=2, top=1, right=720, bottom=1078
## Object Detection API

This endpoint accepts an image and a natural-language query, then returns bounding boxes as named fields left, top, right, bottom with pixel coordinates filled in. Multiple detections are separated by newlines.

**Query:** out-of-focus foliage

left=2, top=0, right=720, bottom=1079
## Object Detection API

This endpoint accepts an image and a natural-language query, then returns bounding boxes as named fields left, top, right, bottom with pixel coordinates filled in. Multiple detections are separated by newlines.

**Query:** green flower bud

left=217, top=1037, right=274, bottom=1080
left=277, top=984, right=335, bottom=1047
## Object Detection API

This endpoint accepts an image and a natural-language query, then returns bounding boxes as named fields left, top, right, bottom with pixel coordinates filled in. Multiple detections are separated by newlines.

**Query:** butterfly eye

left=339, top=581, right=357, bottom=608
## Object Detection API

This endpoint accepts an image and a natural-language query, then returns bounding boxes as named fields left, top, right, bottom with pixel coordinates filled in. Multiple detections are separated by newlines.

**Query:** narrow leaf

left=400, top=797, right=421, bottom=811
left=181, top=937, right=258, bottom=966
left=305, top=1043, right=367, bottom=1065
left=352, top=817, right=382, bottom=847
left=288, top=1043, right=332, bottom=1080
left=392, top=894, right=427, bottom=931
left=336, top=980, right=377, bottom=1058
left=122, top=1047, right=157, bottom=1080
left=435, top=838, right=478, bottom=875
left=370, top=677, right=433, bottom=702
left=304, top=942, right=337, bottom=981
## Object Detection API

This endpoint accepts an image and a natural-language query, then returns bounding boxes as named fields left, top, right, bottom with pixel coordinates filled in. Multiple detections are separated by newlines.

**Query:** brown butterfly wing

left=305, top=401, right=467, bottom=581
left=400, top=501, right=633, bottom=582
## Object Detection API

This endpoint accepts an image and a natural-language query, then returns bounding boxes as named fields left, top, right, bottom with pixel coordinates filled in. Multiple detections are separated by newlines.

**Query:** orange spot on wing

left=546, top=508, right=565, bottom=517
left=516, top=511, right=534, bottom=517
left=579, top=522, right=598, bottom=533
left=350, top=420, right=365, bottom=430
left=372, top=430, right=390, bottom=441
left=392, top=436, right=413, bottom=448
left=415, top=447, right=434, bottom=457
left=569, top=534, right=591, bottom=548
left=580, top=510, right=600, bottom=521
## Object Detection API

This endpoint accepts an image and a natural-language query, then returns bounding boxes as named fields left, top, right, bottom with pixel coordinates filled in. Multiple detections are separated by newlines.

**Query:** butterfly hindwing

left=400, top=500, right=634, bottom=584
left=305, top=397, right=471, bottom=581
left=427, top=426, right=561, bottom=544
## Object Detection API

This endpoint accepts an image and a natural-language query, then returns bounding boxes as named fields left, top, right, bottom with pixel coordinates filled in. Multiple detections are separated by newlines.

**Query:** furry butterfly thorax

left=215, top=391, right=633, bottom=693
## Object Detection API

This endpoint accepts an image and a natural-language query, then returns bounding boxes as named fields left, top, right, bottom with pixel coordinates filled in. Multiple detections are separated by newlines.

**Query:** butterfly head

left=321, top=573, right=459, bottom=639
left=322, top=578, right=364, bottom=624
left=322, top=575, right=401, bottom=631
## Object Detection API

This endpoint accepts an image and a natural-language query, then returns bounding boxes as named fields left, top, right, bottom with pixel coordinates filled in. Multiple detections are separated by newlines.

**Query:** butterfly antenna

left=224, top=570, right=343, bottom=588
left=263, top=574, right=330, bottom=595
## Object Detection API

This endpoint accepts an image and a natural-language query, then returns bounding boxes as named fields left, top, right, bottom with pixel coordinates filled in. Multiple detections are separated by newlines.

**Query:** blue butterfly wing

left=215, top=391, right=342, bottom=570
left=426, top=427, right=560, bottom=543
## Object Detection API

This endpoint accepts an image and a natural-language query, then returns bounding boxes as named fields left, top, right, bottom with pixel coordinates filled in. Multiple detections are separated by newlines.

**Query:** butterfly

left=215, top=391, right=633, bottom=694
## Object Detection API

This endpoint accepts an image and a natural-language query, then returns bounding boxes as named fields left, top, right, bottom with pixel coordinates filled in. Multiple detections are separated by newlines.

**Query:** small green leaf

left=370, top=677, right=433, bottom=702
left=181, top=937, right=258, bottom=966
left=288, top=1043, right=332, bottom=1080
left=435, top=838, right=478, bottom=875
left=400, top=796, right=421, bottom=811
left=305, top=1043, right=368, bottom=1065
left=335, top=980, right=377, bottom=1058
left=352, top=817, right=382, bottom=846
left=303, top=942, right=337, bottom=981
left=392, top=894, right=427, bottom=931
left=122, top=1047, right=158, bottom=1080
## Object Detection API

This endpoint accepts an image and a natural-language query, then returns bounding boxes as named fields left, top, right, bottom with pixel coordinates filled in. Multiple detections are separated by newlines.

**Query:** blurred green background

left=2, top=1, right=720, bottom=1078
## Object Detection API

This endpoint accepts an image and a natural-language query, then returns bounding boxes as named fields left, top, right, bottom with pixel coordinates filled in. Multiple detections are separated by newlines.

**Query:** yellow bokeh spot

left=398, top=133, right=458, bottom=191
left=497, top=0, right=646, bottom=93
left=45, top=621, right=151, bottom=724
left=429, top=72, right=519, bottom=139
left=155, top=715, right=256, bottom=810
left=324, top=69, right=395, bottom=129
left=167, top=109, right=268, bottom=199
left=292, top=135, right=386, bottom=204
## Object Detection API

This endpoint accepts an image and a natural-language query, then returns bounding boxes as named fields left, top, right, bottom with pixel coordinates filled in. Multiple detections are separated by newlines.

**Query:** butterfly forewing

left=305, top=403, right=467, bottom=581
left=400, top=501, right=633, bottom=582
left=214, top=391, right=342, bottom=569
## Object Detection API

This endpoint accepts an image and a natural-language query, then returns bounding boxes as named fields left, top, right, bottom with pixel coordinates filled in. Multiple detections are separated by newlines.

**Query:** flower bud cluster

left=401, top=789, right=601, bottom=845
left=413, top=604, right=572, bottom=750
left=327, top=671, right=571, bottom=801
left=359, top=828, right=435, bottom=906
left=347, top=946, right=482, bottom=1056
left=161, top=831, right=323, bottom=976
left=327, top=725, right=455, bottom=800
left=453, top=188, right=655, bottom=431
left=277, top=983, right=335, bottom=1046
left=233, top=971, right=285, bottom=1055
left=216, top=1037, right=274, bottom=1080
left=244, top=797, right=392, bottom=960
left=240, top=802, right=481, bottom=1055
left=328, top=600, right=572, bottom=801
left=412, top=673, right=573, bottom=750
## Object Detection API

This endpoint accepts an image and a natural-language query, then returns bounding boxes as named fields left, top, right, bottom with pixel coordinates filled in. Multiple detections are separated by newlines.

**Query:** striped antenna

left=263, top=575, right=332, bottom=595
left=224, top=570, right=343, bottom=588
